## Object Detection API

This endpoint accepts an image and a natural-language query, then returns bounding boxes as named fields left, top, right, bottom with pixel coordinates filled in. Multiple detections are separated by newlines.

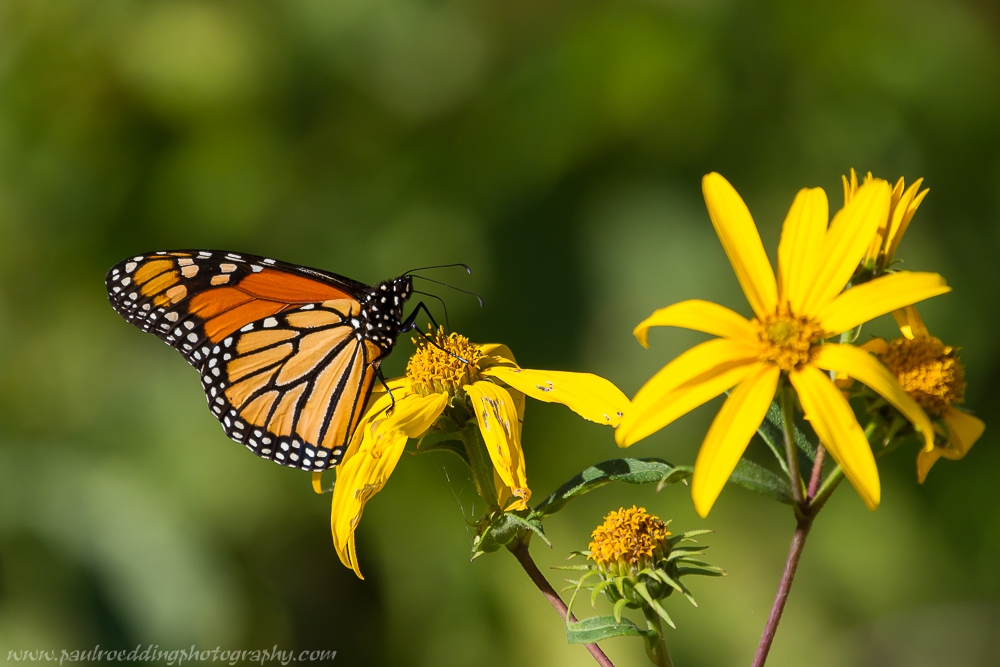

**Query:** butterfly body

left=106, top=250, right=414, bottom=471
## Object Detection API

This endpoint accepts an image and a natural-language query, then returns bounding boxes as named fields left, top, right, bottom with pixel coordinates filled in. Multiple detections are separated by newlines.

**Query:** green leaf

left=566, top=616, right=652, bottom=644
left=471, top=511, right=549, bottom=559
left=532, top=458, right=691, bottom=517
left=728, top=459, right=795, bottom=505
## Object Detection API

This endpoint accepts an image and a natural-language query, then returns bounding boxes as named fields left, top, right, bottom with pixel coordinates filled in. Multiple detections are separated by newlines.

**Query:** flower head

left=843, top=168, right=929, bottom=275
left=329, top=328, right=629, bottom=578
left=618, top=173, right=951, bottom=516
left=862, top=306, right=984, bottom=483
left=589, top=505, right=671, bottom=573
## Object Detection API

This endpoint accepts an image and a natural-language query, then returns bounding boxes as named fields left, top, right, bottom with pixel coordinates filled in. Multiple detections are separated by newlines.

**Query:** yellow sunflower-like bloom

left=330, top=329, right=629, bottom=578
left=843, top=168, right=929, bottom=273
left=862, top=305, right=984, bottom=483
left=617, top=173, right=951, bottom=517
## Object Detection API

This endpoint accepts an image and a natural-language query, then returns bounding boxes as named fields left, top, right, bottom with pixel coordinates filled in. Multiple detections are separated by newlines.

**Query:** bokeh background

left=1, top=1, right=999, bottom=665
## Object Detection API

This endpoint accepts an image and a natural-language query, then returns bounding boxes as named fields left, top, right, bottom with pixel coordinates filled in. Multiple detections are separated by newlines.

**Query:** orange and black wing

left=106, top=250, right=383, bottom=470
left=200, top=301, right=383, bottom=470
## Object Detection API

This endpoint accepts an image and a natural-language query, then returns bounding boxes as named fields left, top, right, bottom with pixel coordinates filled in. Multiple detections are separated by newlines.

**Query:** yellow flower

left=589, top=505, right=670, bottom=570
left=617, top=173, right=951, bottom=517
left=843, top=168, right=929, bottom=273
left=862, top=305, right=984, bottom=483
left=330, top=328, right=630, bottom=578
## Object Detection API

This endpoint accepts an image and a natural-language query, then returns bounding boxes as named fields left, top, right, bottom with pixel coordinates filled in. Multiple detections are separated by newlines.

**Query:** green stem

left=642, top=607, right=673, bottom=667
left=459, top=426, right=497, bottom=507
left=780, top=382, right=806, bottom=508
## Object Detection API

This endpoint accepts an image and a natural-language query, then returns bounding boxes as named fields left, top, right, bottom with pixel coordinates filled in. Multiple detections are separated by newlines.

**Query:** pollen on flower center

left=406, top=328, right=484, bottom=397
left=878, top=336, right=965, bottom=415
left=754, top=309, right=825, bottom=371
left=588, top=506, right=670, bottom=569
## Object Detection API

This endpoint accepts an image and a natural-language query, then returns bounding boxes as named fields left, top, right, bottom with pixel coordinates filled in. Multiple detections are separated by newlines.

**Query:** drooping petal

left=789, top=365, right=880, bottom=510
left=800, top=179, right=891, bottom=314
left=691, top=363, right=779, bottom=517
left=891, top=305, right=930, bottom=340
left=702, top=173, right=778, bottom=318
left=465, top=381, right=529, bottom=508
left=777, top=187, right=828, bottom=311
left=330, top=427, right=409, bottom=579
left=632, top=299, right=756, bottom=348
left=616, top=339, right=760, bottom=447
left=940, top=407, right=984, bottom=459
left=915, top=447, right=942, bottom=485
left=814, top=344, right=934, bottom=451
left=816, top=271, right=950, bottom=335
left=481, top=365, right=630, bottom=427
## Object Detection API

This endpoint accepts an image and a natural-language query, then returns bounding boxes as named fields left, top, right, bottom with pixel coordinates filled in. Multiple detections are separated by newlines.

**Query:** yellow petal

left=860, top=338, right=889, bottom=355
left=885, top=180, right=927, bottom=263
left=777, top=187, right=829, bottom=311
left=891, top=304, right=930, bottom=340
left=481, top=365, right=630, bottom=427
left=330, top=427, right=409, bottom=579
left=702, top=173, right=778, bottom=318
left=916, top=447, right=942, bottom=484
left=789, top=365, right=880, bottom=510
left=691, top=363, right=779, bottom=517
left=800, top=178, right=891, bottom=314
left=632, top=299, right=756, bottom=348
left=813, top=344, right=934, bottom=451
left=941, top=406, right=984, bottom=458
left=312, top=471, right=324, bottom=495
left=478, top=343, right=517, bottom=367
left=816, top=271, right=950, bottom=335
left=616, top=338, right=760, bottom=447
left=465, top=381, right=529, bottom=507
left=382, top=391, right=449, bottom=439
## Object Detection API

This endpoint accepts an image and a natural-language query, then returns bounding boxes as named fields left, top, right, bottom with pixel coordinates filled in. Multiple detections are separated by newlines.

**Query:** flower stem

left=508, top=540, right=617, bottom=667
left=806, top=445, right=826, bottom=501
left=780, top=383, right=805, bottom=506
left=751, top=517, right=812, bottom=667
left=642, top=607, right=674, bottom=667
left=459, top=425, right=497, bottom=506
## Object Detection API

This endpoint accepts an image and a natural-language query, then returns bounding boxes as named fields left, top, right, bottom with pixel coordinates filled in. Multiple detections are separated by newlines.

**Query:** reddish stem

left=806, top=445, right=826, bottom=501
left=508, top=540, right=616, bottom=667
left=751, top=519, right=812, bottom=667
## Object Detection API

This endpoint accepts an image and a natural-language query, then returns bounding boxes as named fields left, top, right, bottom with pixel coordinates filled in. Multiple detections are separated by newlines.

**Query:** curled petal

left=801, top=179, right=890, bottom=314
left=790, top=365, right=880, bottom=510
left=691, top=363, right=780, bottom=517
left=816, top=271, right=950, bottom=335
left=702, top=173, right=778, bottom=318
left=814, top=344, right=934, bottom=451
left=632, top=299, right=756, bottom=348
left=330, top=427, right=409, bottom=579
left=465, top=381, right=529, bottom=508
left=777, top=187, right=829, bottom=311
left=617, top=339, right=759, bottom=447
left=478, top=343, right=518, bottom=368
left=482, top=366, right=629, bottom=427
left=892, top=305, right=930, bottom=340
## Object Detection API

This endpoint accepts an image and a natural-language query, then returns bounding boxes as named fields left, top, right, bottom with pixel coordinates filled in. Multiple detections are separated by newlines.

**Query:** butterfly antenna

left=405, top=262, right=472, bottom=276
left=413, top=290, right=450, bottom=330
left=411, top=275, right=484, bottom=307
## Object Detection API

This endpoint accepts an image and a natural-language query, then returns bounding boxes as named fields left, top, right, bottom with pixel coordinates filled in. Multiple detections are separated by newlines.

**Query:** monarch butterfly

left=106, top=250, right=425, bottom=472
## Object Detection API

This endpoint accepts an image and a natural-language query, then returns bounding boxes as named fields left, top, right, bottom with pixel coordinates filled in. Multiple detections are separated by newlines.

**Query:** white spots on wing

left=181, top=264, right=199, bottom=278
left=223, top=353, right=232, bottom=361
left=199, top=251, right=212, bottom=258
left=184, top=320, right=195, bottom=330
left=187, top=332, right=198, bottom=343
left=240, top=323, right=254, bottom=332
left=276, top=452, right=285, bottom=460
left=224, top=337, right=233, bottom=347
left=251, top=264, right=263, bottom=273
left=165, top=312, right=179, bottom=322
left=208, top=358, right=217, bottom=368
left=263, top=258, right=275, bottom=265
left=211, top=274, right=230, bottom=285
left=226, top=253, right=243, bottom=261
left=125, top=262, right=137, bottom=273
left=121, top=277, right=131, bottom=286
left=220, top=263, right=237, bottom=273
left=301, top=304, right=315, bottom=310
left=177, top=258, right=194, bottom=266
left=290, top=453, right=300, bottom=462
left=263, top=317, right=278, bottom=328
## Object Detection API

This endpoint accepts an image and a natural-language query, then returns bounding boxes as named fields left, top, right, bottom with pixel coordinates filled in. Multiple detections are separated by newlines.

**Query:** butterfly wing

left=106, top=250, right=370, bottom=368
left=201, top=302, right=382, bottom=470
left=106, top=250, right=386, bottom=470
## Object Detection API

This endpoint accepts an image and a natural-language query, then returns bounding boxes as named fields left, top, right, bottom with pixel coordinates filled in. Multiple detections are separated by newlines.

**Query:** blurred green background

left=1, top=1, right=999, bottom=665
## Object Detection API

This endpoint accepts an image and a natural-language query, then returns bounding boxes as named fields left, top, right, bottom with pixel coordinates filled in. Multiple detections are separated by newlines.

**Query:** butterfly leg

left=376, top=366, right=398, bottom=415
left=402, top=302, right=472, bottom=365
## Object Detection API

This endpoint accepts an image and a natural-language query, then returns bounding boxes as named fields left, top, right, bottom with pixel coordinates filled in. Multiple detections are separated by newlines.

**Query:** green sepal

left=471, top=510, right=549, bottom=559
left=415, top=431, right=469, bottom=465
left=634, top=582, right=676, bottom=628
left=728, top=458, right=795, bottom=505
left=565, top=615, right=653, bottom=644
left=612, top=598, right=628, bottom=624
left=532, top=458, right=691, bottom=517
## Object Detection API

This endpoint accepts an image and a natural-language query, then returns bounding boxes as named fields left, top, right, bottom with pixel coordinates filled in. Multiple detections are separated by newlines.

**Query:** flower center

left=754, top=309, right=825, bottom=372
left=406, top=328, right=484, bottom=397
left=878, top=336, right=965, bottom=416
left=588, top=506, right=671, bottom=569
